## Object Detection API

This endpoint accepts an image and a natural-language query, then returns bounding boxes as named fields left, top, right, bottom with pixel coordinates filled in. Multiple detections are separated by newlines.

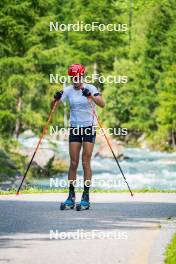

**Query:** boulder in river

left=19, top=129, right=35, bottom=139
left=18, top=130, right=68, bottom=176
left=95, top=139, right=125, bottom=159
left=26, top=148, right=55, bottom=168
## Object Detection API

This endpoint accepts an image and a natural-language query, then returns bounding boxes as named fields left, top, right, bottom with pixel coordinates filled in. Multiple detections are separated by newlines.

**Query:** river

left=20, top=137, right=176, bottom=191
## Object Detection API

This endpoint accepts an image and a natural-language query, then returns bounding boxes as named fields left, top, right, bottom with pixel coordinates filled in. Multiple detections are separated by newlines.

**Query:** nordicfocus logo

left=50, top=126, right=128, bottom=137
left=49, top=229, right=128, bottom=240
left=49, top=21, right=128, bottom=32
left=49, top=178, right=126, bottom=189
left=49, top=74, right=128, bottom=84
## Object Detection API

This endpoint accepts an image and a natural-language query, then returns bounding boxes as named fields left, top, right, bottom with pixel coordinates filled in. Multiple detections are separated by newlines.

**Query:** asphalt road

left=0, top=193, right=176, bottom=264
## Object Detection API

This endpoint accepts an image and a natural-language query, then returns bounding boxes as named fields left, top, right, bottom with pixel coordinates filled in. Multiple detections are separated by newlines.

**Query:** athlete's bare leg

left=82, top=141, right=94, bottom=186
left=68, top=142, right=82, bottom=183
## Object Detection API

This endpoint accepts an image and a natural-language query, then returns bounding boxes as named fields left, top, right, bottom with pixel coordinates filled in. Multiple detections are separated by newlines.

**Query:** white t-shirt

left=61, top=83, right=99, bottom=127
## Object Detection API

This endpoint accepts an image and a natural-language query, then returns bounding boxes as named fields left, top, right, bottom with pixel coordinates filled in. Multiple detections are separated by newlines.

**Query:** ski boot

left=60, top=191, right=75, bottom=210
left=76, top=192, right=90, bottom=211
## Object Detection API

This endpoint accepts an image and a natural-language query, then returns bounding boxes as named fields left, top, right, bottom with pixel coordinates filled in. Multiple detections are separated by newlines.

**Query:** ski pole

left=88, top=97, right=134, bottom=197
left=16, top=100, right=60, bottom=195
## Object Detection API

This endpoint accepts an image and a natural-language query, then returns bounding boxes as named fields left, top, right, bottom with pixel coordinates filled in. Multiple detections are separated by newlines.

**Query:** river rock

left=0, top=175, right=28, bottom=191
left=12, top=175, right=28, bottom=189
left=137, top=133, right=150, bottom=148
left=27, top=149, right=55, bottom=168
left=95, top=139, right=125, bottom=159
left=50, top=158, right=68, bottom=174
left=19, top=129, right=35, bottom=139
left=17, top=130, right=69, bottom=178
left=0, top=180, right=13, bottom=190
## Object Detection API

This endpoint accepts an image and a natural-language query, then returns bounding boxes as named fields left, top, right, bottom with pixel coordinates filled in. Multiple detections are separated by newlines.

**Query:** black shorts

left=69, top=126, right=96, bottom=143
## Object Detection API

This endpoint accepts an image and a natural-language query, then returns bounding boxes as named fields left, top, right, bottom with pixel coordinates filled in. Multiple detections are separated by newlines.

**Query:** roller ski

left=76, top=192, right=90, bottom=211
left=60, top=192, right=75, bottom=210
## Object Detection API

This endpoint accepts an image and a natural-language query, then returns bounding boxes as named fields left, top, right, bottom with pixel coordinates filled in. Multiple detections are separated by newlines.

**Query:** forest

left=0, top=0, right=176, bottom=152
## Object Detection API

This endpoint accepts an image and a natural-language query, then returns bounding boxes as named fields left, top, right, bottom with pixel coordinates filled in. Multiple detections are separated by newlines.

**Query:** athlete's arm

left=82, top=87, right=105, bottom=108
left=91, top=95, right=105, bottom=108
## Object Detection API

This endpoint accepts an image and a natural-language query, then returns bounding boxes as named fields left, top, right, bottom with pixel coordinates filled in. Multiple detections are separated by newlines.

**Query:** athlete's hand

left=82, top=88, right=91, bottom=97
left=50, top=90, right=63, bottom=109
left=54, top=90, right=63, bottom=100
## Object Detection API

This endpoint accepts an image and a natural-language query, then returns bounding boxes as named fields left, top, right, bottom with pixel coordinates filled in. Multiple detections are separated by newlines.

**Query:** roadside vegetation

left=164, top=233, right=176, bottom=264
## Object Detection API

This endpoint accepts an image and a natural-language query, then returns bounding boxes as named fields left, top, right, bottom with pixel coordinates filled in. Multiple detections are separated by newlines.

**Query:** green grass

left=164, top=233, right=176, bottom=264
left=0, top=187, right=176, bottom=195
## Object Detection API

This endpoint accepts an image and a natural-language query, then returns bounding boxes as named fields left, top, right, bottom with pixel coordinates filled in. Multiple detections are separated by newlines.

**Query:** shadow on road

left=0, top=200, right=175, bottom=250
left=0, top=200, right=176, bottom=233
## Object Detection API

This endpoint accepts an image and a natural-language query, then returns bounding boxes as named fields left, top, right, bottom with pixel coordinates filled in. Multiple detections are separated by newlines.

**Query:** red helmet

left=68, top=64, right=85, bottom=77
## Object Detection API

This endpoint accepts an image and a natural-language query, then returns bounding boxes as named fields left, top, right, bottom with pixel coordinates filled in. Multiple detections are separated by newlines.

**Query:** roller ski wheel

left=76, top=192, right=90, bottom=211
left=76, top=204, right=90, bottom=211
left=60, top=192, right=75, bottom=210
left=60, top=203, right=74, bottom=210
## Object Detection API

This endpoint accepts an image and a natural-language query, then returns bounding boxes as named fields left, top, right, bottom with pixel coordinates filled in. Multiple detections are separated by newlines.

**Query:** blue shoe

left=76, top=192, right=90, bottom=211
left=60, top=192, right=75, bottom=210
